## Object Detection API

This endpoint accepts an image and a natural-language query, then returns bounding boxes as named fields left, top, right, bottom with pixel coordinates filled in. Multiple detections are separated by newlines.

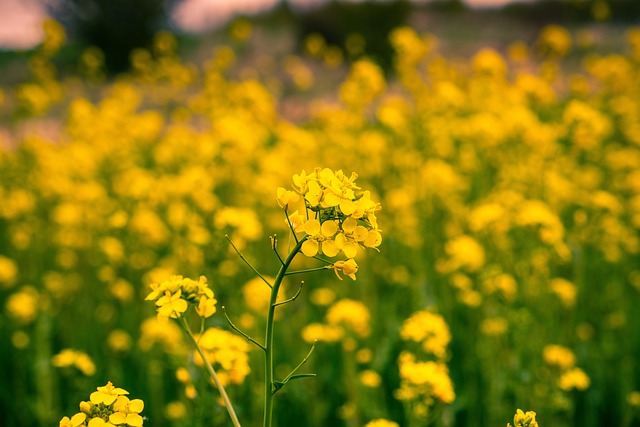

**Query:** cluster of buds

left=508, top=409, right=539, bottom=427
left=59, top=382, right=144, bottom=427
left=145, top=275, right=217, bottom=321
left=277, top=168, right=382, bottom=280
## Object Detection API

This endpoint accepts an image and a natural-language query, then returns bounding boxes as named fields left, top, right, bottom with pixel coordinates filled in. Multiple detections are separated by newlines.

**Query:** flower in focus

left=60, top=382, right=145, bottom=427
left=90, top=381, right=128, bottom=405
left=364, top=420, right=400, bottom=427
left=59, top=413, right=86, bottom=427
left=508, top=409, right=539, bottom=427
left=283, top=168, right=382, bottom=271
left=145, top=275, right=217, bottom=321
left=329, top=259, right=359, bottom=281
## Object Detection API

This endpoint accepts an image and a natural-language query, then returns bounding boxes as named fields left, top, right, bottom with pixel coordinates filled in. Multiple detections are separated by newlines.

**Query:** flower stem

left=181, top=317, right=242, bottom=427
left=263, top=236, right=307, bottom=427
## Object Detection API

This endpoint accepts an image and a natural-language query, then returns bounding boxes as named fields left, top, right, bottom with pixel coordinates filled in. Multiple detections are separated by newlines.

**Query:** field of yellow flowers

left=1, top=16, right=640, bottom=427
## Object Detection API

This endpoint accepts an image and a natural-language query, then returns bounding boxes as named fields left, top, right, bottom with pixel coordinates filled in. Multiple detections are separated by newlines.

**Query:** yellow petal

left=339, top=199, right=356, bottom=215
left=321, top=192, right=340, bottom=208
left=88, top=418, right=106, bottom=427
left=89, top=391, right=103, bottom=405
left=353, top=226, right=369, bottom=241
left=303, top=219, right=320, bottom=236
left=343, top=242, right=359, bottom=259
left=70, top=413, right=87, bottom=427
left=364, top=230, right=382, bottom=248
left=341, top=217, right=358, bottom=234
left=320, top=220, right=338, bottom=237
left=301, top=240, right=319, bottom=257
left=321, top=240, right=340, bottom=257
left=126, top=414, right=144, bottom=427
left=129, top=399, right=145, bottom=413
left=109, top=412, right=127, bottom=425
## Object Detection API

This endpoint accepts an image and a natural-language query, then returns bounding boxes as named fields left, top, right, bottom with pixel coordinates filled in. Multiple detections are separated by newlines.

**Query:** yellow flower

left=276, top=187, right=300, bottom=208
left=111, top=395, right=144, bottom=426
left=364, top=419, right=399, bottom=427
left=90, top=381, right=129, bottom=405
left=400, top=310, right=451, bottom=359
left=326, top=299, right=371, bottom=338
left=359, top=370, right=382, bottom=388
left=558, top=367, right=590, bottom=391
left=195, top=295, right=217, bottom=318
left=543, top=344, right=575, bottom=370
left=59, top=413, right=86, bottom=427
left=146, top=275, right=216, bottom=320
left=52, top=349, right=96, bottom=376
left=87, top=418, right=116, bottom=427
left=155, top=289, right=189, bottom=321
left=509, top=409, right=539, bottom=427
left=301, top=218, right=339, bottom=257
left=329, top=259, right=359, bottom=281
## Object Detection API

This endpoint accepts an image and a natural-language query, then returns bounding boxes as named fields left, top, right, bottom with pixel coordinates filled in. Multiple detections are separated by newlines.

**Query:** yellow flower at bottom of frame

left=364, top=419, right=400, bottom=427
left=59, top=413, right=86, bottom=427
left=509, top=409, right=538, bottom=427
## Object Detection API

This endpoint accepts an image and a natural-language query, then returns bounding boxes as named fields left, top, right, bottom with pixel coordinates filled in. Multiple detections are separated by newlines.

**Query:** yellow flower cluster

left=508, top=409, right=539, bottom=427
left=363, top=419, right=400, bottom=427
left=52, top=349, right=96, bottom=376
left=400, top=310, right=451, bottom=359
left=145, top=275, right=217, bottom=321
left=396, top=352, right=455, bottom=405
left=278, top=168, right=382, bottom=280
left=193, top=328, right=251, bottom=386
left=396, top=309, right=454, bottom=417
left=59, top=382, right=144, bottom=427
left=542, top=344, right=590, bottom=391
left=302, top=298, right=371, bottom=343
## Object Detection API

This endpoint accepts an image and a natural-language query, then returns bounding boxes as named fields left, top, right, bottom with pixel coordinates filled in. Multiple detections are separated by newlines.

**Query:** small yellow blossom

left=558, top=367, right=590, bottom=391
left=90, top=381, right=129, bottom=405
left=364, top=419, right=400, bottom=427
left=59, top=413, right=86, bottom=427
left=508, top=409, right=539, bottom=427
left=329, top=259, right=359, bottom=281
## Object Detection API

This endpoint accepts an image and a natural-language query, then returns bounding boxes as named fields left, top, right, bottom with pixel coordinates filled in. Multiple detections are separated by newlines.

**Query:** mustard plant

left=144, top=167, right=381, bottom=427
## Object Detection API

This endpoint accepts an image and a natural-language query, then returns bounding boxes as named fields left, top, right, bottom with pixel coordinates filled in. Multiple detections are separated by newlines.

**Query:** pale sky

left=0, top=0, right=536, bottom=50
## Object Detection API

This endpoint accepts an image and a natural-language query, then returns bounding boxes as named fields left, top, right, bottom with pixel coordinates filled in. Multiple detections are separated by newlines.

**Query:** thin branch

left=284, top=266, right=329, bottom=276
left=222, top=306, right=266, bottom=351
left=225, top=234, right=272, bottom=288
left=270, top=235, right=285, bottom=265
left=284, top=210, right=300, bottom=244
left=273, top=281, right=305, bottom=307
left=180, top=316, right=243, bottom=427
left=280, top=340, right=317, bottom=385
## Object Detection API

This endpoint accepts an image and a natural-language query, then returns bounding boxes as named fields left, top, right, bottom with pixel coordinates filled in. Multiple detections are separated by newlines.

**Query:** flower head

left=508, top=409, right=539, bottom=427
left=145, top=275, right=217, bottom=321
left=60, top=382, right=145, bottom=427
left=285, top=168, right=381, bottom=260
left=328, top=259, right=359, bottom=281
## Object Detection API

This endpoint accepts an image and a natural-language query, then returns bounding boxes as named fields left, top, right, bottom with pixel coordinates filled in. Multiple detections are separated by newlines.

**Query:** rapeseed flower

left=508, top=409, right=539, bottom=427
left=145, top=275, right=217, bottom=321
left=60, top=382, right=144, bottom=427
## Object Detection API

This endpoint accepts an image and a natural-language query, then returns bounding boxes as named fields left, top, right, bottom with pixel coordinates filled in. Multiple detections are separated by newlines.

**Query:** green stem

left=263, top=236, right=307, bottom=427
left=181, top=317, right=242, bottom=427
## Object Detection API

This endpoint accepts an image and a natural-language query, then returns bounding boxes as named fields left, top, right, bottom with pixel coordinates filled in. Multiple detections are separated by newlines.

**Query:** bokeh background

left=2, top=1, right=640, bottom=426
